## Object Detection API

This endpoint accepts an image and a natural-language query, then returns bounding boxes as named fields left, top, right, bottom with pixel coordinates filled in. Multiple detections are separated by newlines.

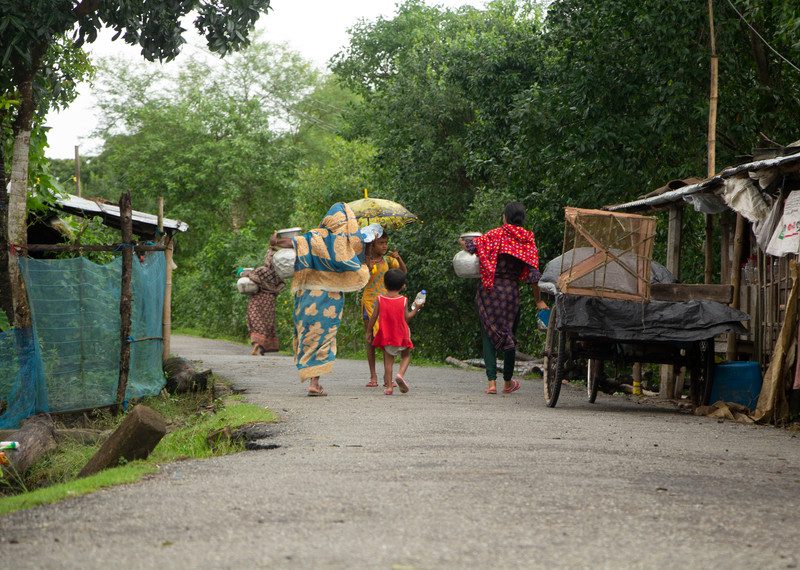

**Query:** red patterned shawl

left=473, top=224, right=539, bottom=290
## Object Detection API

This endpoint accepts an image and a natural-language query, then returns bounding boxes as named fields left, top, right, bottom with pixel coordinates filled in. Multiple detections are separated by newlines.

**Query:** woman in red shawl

left=459, top=202, right=547, bottom=395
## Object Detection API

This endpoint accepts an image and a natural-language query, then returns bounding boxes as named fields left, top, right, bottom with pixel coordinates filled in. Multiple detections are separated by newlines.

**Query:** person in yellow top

left=362, top=232, right=407, bottom=387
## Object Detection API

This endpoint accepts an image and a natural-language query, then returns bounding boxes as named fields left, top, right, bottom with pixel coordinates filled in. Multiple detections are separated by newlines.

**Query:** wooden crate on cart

left=557, top=207, right=657, bottom=301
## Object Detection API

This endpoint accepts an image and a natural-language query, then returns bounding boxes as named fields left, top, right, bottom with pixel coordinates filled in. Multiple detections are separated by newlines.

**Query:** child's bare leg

left=397, top=349, right=411, bottom=379
left=364, top=318, right=378, bottom=386
left=366, top=344, right=379, bottom=386
left=383, top=352, right=395, bottom=394
left=395, top=349, right=411, bottom=393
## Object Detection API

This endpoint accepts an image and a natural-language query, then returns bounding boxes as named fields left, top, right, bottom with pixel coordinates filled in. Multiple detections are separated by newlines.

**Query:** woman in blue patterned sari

left=288, top=203, right=369, bottom=396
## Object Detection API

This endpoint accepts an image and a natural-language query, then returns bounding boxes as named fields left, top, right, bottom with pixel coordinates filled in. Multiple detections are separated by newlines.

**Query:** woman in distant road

left=241, top=248, right=285, bottom=355
left=460, top=202, right=547, bottom=395
left=277, top=203, right=369, bottom=396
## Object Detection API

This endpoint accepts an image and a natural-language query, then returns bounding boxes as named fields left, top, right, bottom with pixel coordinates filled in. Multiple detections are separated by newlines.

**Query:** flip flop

left=384, top=387, right=393, bottom=395
left=395, top=375, right=409, bottom=393
left=307, top=389, right=327, bottom=397
left=365, top=380, right=379, bottom=387
left=485, top=386, right=497, bottom=394
left=502, top=379, right=521, bottom=394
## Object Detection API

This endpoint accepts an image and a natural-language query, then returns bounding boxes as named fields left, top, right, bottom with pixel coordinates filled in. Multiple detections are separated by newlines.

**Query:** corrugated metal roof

left=606, top=152, right=800, bottom=212
left=55, top=194, right=189, bottom=235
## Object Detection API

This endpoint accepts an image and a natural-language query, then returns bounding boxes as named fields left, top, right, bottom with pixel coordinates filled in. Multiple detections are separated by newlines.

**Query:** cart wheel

left=690, top=339, right=715, bottom=407
left=543, top=305, right=565, bottom=408
left=587, top=359, right=602, bottom=404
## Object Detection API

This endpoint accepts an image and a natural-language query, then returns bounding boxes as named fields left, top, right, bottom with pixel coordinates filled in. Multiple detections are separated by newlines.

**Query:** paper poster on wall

left=766, top=190, right=800, bottom=257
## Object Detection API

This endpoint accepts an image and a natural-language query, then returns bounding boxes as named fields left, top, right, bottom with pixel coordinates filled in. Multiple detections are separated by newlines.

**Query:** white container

left=237, top=276, right=259, bottom=295
left=453, top=232, right=481, bottom=279
left=453, top=251, right=480, bottom=278
left=276, top=227, right=303, bottom=239
left=272, top=248, right=296, bottom=281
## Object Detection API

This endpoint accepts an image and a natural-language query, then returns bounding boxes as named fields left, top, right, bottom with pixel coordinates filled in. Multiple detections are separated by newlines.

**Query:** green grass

left=0, top=463, right=156, bottom=516
left=172, top=326, right=249, bottom=346
left=0, top=393, right=275, bottom=517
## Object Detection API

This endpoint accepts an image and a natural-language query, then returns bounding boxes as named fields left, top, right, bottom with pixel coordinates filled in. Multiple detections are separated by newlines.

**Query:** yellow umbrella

left=347, top=189, right=419, bottom=230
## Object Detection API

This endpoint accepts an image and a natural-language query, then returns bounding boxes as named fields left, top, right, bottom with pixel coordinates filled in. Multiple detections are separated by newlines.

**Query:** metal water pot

left=452, top=232, right=481, bottom=279
left=272, top=248, right=296, bottom=281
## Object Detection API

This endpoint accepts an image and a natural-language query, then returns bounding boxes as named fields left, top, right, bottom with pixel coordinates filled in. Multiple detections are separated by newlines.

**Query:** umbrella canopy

left=347, top=190, right=418, bottom=230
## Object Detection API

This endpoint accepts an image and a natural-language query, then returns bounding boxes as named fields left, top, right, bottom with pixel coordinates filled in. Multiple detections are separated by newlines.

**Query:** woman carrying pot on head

left=459, top=202, right=547, bottom=395
left=273, top=203, right=370, bottom=396
left=241, top=247, right=286, bottom=355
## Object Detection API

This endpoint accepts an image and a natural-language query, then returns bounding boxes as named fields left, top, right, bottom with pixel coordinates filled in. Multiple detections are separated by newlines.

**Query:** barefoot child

left=365, top=269, right=423, bottom=395
left=361, top=233, right=407, bottom=387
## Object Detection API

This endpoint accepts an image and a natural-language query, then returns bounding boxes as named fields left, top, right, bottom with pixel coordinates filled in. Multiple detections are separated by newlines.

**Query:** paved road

left=2, top=335, right=799, bottom=569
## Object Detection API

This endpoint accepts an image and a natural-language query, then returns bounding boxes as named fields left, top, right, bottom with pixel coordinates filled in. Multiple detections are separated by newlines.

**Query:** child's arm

left=365, top=301, right=380, bottom=342
left=389, top=250, right=407, bottom=273
left=405, top=299, right=421, bottom=322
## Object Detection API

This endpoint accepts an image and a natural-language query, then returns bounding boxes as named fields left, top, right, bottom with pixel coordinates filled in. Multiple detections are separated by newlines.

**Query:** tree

left=90, top=40, right=328, bottom=339
left=0, top=0, right=271, bottom=327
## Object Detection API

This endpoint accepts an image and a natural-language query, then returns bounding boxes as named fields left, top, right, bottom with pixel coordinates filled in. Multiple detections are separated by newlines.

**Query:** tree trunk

left=0, top=119, right=12, bottom=322
left=3, top=414, right=57, bottom=476
left=7, top=48, right=44, bottom=329
left=8, top=125, right=33, bottom=328
left=114, top=192, right=133, bottom=414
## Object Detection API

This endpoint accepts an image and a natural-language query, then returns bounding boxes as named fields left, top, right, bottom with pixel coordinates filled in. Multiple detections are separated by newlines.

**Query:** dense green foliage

left=50, top=0, right=800, bottom=361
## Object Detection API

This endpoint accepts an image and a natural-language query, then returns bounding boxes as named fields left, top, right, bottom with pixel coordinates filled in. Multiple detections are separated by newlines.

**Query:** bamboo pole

left=115, top=192, right=133, bottom=415
left=704, top=0, right=718, bottom=285
left=726, top=214, right=746, bottom=360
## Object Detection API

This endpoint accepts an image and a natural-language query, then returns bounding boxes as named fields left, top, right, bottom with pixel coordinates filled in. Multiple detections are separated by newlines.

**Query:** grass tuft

left=0, top=388, right=275, bottom=517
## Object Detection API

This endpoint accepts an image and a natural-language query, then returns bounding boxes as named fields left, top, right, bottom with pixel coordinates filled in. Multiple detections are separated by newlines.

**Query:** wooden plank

left=650, top=283, right=733, bottom=303
left=558, top=286, right=647, bottom=302
left=114, top=192, right=133, bottom=415
left=78, top=405, right=166, bottom=477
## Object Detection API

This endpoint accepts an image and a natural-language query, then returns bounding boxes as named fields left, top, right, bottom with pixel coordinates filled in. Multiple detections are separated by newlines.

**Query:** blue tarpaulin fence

left=0, top=252, right=167, bottom=428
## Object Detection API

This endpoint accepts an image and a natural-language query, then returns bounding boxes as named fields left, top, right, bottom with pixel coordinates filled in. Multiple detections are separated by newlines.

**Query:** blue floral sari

left=292, top=203, right=369, bottom=380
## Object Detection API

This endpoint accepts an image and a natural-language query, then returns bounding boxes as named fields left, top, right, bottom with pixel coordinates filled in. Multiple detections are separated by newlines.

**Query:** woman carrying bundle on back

left=459, top=202, right=547, bottom=395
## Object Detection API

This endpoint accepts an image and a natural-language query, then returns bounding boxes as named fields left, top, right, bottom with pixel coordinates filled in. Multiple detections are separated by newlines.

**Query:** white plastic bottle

left=411, top=289, right=427, bottom=311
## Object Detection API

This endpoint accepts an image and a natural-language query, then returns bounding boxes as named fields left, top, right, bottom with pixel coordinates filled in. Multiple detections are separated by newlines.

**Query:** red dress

left=372, top=295, right=414, bottom=350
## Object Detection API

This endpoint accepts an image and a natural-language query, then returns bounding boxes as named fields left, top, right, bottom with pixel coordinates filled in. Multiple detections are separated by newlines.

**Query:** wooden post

left=704, top=217, right=714, bottom=284
left=159, top=197, right=173, bottom=362
left=162, top=236, right=174, bottom=362
left=726, top=213, right=746, bottom=360
left=704, top=0, right=718, bottom=285
left=157, top=197, right=164, bottom=233
left=115, top=192, right=133, bottom=415
left=632, top=363, right=642, bottom=396
left=720, top=213, right=731, bottom=284
left=74, top=145, right=81, bottom=197
left=660, top=205, right=683, bottom=398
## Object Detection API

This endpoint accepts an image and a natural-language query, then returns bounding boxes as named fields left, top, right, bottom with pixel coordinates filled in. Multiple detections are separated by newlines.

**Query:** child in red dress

left=365, top=269, right=423, bottom=395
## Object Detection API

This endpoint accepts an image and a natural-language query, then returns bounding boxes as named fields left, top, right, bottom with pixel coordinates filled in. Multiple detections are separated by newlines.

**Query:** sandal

left=307, top=388, right=327, bottom=397
left=384, top=387, right=393, bottom=395
left=502, top=379, right=521, bottom=394
left=395, top=375, right=409, bottom=393
left=485, top=385, right=497, bottom=395
left=365, top=379, right=379, bottom=388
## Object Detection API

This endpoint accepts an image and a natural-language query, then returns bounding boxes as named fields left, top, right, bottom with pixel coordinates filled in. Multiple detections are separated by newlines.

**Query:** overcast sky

left=46, top=0, right=485, bottom=159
